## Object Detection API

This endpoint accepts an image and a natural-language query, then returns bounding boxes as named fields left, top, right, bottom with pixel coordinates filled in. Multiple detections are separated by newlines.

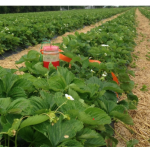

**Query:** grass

left=140, top=84, right=148, bottom=92
left=130, top=62, right=137, bottom=68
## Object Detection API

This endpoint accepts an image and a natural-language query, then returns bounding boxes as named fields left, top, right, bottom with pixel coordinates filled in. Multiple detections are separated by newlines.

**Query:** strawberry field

left=0, top=7, right=129, bottom=55
left=1, top=7, right=150, bottom=147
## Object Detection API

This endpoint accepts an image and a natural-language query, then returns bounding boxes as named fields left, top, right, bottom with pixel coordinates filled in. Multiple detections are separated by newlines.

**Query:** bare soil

left=115, top=9, right=150, bottom=147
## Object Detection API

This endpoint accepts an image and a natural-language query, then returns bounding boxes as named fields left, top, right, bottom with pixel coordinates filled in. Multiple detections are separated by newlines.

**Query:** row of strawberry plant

left=138, top=7, right=150, bottom=19
left=0, top=8, right=138, bottom=147
left=0, top=7, right=130, bottom=54
left=58, top=8, right=137, bottom=95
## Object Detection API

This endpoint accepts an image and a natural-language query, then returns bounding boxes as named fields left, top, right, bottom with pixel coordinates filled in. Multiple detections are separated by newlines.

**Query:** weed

left=145, top=54, right=150, bottom=60
left=140, top=84, right=148, bottom=92
left=130, top=62, right=137, bottom=68
left=132, top=54, right=139, bottom=59
left=134, top=83, right=138, bottom=88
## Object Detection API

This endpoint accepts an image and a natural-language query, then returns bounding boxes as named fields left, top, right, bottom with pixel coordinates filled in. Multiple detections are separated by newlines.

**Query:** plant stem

left=5, top=135, right=6, bottom=147
left=56, top=111, right=65, bottom=116
left=8, top=136, right=10, bottom=147
left=15, top=132, right=18, bottom=147
left=55, top=100, right=67, bottom=113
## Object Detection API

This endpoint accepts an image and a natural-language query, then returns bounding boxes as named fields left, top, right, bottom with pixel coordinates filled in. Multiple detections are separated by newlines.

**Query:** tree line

left=0, top=6, right=133, bottom=14
left=0, top=6, right=87, bottom=14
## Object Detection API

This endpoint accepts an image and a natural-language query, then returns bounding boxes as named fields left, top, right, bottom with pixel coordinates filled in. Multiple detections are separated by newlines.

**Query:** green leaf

left=12, top=78, right=33, bottom=93
left=69, top=83, right=90, bottom=94
left=86, top=76, right=101, bottom=86
left=106, top=62, right=114, bottom=70
left=40, top=90, right=55, bottom=109
left=58, top=139, right=83, bottom=147
left=102, top=81, right=123, bottom=93
left=57, top=67, right=75, bottom=85
left=70, top=56, right=81, bottom=64
left=15, top=54, right=27, bottom=64
left=18, top=126, right=50, bottom=146
left=18, top=126, right=34, bottom=142
left=33, top=78, right=49, bottom=90
left=48, top=75, right=67, bottom=92
left=20, top=115, right=49, bottom=129
left=0, top=66, right=7, bottom=77
left=127, top=70, right=135, bottom=77
left=68, top=88, right=80, bottom=101
left=110, top=111, right=134, bottom=125
left=127, top=92, right=138, bottom=102
left=76, top=128, right=99, bottom=139
left=105, top=135, right=118, bottom=147
left=26, top=50, right=40, bottom=61
left=120, top=80, right=134, bottom=92
left=111, top=105, right=127, bottom=114
left=20, top=73, right=37, bottom=83
left=34, top=117, right=83, bottom=146
left=84, top=134, right=106, bottom=147
left=48, top=62, right=57, bottom=76
left=73, top=78, right=85, bottom=87
left=126, top=139, right=139, bottom=147
left=0, top=79, right=4, bottom=97
left=84, top=107, right=111, bottom=125
left=33, top=62, right=48, bottom=76
left=62, top=36, right=70, bottom=45
left=0, top=122, right=11, bottom=132
left=6, top=98, right=29, bottom=114
left=118, top=73, right=130, bottom=82
left=0, top=98, right=11, bottom=114
left=25, top=61, right=38, bottom=75
left=26, top=96, right=49, bottom=115
left=8, top=86, right=26, bottom=99
left=89, top=62, right=101, bottom=69
left=82, top=57, right=90, bottom=69
left=117, top=100, right=129, bottom=110
left=83, top=83, right=99, bottom=98
left=2, top=73, right=19, bottom=95
left=98, top=100, right=117, bottom=114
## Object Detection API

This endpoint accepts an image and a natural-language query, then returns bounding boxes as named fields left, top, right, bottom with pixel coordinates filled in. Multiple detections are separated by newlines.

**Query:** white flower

left=104, top=53, right=107, bottom=56
left=91, top=69, right=95, bottom=73
left=8, top=32, right=10, bottom=33
left=102, top=71, right=107, bottom=77
left=99, top=29, right=102, bottom=31
left=64, top=135, right=69, bottom=138
left=5, top=27, right=9, bottom=30
left=101, top=44, right=109, bottom=47
left=65, top=94, right=74, bottom=100
left=89, top=57, right=92, bottom=59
